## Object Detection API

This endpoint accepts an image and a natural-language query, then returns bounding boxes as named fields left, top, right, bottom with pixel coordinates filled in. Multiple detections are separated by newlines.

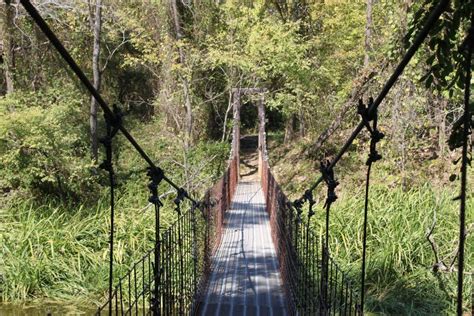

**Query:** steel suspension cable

left=319, top=160, right=339, bottom=314
left=147, top=168, right=164, bottom=316
left=360, top=163, right=371, bottom=314
left=321, top=201, right=332, bottom=314
left=100, top=116, right=116, bottom=315
left=173, top=188, right=186, bottom=314
left=18, top=0, right=197, bottom=205
left=301, top=0, right=450, bottom=199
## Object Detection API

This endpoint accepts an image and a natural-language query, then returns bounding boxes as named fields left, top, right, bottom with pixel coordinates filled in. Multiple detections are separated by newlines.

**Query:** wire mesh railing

left=96, top=247, right=154, bottom=315
left=95, top=206, right=203, bottom=315
left=261, top=157, right=360, bottom=315
left=97, top=207, right=202, bottom=315
left=96, top=153, right=238, bottom=315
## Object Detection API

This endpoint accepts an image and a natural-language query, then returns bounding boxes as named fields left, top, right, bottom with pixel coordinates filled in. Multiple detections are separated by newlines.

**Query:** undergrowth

left=318, top=184, right=473, bottom=315
left=268, top=132, right=473, bottom=315
left=0, top=138, right=229, bottom=308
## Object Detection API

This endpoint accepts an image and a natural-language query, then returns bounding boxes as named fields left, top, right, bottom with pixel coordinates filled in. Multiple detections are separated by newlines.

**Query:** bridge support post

left=258, top=94, right=266, bottom=179
left=231, top=89, right=241, bottom=179
left=231, top=87, right=268, bottom=180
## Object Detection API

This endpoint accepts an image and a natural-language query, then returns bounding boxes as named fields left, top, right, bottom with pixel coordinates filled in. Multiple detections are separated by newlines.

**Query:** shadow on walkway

left=240, top=135, right=259, bottom=181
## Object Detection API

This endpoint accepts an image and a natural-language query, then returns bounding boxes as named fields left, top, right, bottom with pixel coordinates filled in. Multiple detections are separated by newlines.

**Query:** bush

left=0, top=87, right=100, bottom=201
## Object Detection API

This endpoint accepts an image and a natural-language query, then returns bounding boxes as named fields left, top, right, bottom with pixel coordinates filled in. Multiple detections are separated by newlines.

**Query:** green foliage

left=0, top=195, right=153, bottom=303
left=324, top=184, right=473, bottom=314
left=406, top=0, right=474, bottom=150
left=309, top=2, right=365, bottom=91
left=205, top=3, right=311, bottom=118
left=0, top=86, right=98, bottom=201
left=1, top=0, right=472, bottom=312
left=406, top=0, right=472, bottom=91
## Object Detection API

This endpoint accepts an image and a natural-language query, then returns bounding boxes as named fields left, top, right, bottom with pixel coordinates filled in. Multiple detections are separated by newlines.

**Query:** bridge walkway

left=197, top=136, right=288, bottom=316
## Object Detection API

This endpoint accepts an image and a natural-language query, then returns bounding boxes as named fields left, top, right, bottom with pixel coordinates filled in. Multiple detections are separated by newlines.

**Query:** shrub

left=0, top=87, right=100, bottom=201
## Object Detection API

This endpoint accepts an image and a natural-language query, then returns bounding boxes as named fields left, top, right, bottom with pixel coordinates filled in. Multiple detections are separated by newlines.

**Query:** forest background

left=0, top=0, right=472, bottom=314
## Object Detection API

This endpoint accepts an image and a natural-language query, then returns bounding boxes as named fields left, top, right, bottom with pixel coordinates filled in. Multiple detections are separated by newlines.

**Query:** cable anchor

left=99, top=105, right=122, bottom=183
left=303, top=189, right=316, bottom=219
left=174, top=188, right=187, bottom=216
left=358, top=97, right=384, bottom=165
left=320, top=159, right=339, bottom=209
left=292, top=198, right=304, bottom=223
left=147, top=167, right=164, bottom=207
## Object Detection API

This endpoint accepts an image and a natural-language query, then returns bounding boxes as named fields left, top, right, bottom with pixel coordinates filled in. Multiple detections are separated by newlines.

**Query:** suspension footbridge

left=16, top=0, right=472, bottom=315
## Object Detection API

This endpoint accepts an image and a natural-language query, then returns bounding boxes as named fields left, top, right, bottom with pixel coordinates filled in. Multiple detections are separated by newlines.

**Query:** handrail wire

left=99, top=113, right=118, bottom=315
left=357, top=97, right=384, bottom=315
left=456, top=17, right=472, bottom=316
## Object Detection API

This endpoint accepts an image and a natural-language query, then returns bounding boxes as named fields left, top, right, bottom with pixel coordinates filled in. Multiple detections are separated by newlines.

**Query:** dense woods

left=0, top=0, right=472, bottom=314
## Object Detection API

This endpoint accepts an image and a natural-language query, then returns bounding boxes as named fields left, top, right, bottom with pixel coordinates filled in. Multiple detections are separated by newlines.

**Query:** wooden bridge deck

left=197, top=181, right=288, bottom=316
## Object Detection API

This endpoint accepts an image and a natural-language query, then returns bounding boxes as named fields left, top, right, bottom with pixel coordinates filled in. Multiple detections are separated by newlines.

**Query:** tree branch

left=426, top=208, right=474, bottom=273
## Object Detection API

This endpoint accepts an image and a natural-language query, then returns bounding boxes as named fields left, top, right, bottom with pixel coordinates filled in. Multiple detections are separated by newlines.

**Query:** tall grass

left=0, top=184, right=185, bottom=307
left=0, top=139, right=229, bottom=308
left=267, top=133, right=473, bottom=314
left=308, top=184, right=473, bottom=315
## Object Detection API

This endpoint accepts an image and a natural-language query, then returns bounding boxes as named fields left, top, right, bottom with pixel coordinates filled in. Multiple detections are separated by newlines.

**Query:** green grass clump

left=308, top=184, right=473, bottom=315
left=0, top=195, right=154, bottom=304
left=0, top=139, right=230, bottom=309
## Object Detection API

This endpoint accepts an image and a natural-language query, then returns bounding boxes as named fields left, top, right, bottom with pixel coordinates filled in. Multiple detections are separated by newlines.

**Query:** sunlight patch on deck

left=197, top=181, right=287, bottom=316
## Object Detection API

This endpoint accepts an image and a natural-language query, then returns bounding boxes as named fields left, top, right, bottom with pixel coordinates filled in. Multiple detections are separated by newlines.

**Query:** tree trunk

left=30, top=21, right=44, bottom=91
left=392, top=83, right=408, bottom=189
left=90, top=0, right=102, bottom=162
left=438, top=100, right=447, bottom=160
left=364, top=0, right=373, bottom=67
left=222, top=89, right=233, bottom=142
left=171, top=0, right=193, bottom=149
left=284, top=113, right=297, bottom=143
left=1, top=0, right=15, bottom=94
left=298, top=107, right=305, bottom=138
left=434, top=98, right=447, bottom=160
